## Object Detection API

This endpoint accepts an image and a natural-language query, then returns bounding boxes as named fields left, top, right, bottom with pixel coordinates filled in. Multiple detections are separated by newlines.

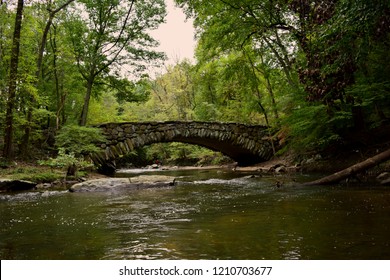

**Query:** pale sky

left=151, top=0, right=196, bottom=67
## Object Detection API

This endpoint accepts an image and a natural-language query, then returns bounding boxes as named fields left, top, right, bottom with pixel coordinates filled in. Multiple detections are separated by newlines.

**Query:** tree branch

left=103, top=0, right=135, bottom=55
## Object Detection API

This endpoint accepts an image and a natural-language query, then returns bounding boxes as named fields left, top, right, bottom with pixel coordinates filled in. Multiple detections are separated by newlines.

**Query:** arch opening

left=114, top=142, right=233, bottom=169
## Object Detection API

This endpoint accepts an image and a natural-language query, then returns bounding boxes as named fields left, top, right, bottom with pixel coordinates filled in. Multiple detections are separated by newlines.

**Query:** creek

left=1, top=168, right=390, bottom=259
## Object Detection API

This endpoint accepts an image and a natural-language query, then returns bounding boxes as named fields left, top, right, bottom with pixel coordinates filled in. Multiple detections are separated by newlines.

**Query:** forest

left=1, top=0, right=390, bottom=173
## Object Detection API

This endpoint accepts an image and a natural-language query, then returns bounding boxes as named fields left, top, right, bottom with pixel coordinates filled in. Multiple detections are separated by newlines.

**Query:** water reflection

left=1, top=169, right=390, bottom=259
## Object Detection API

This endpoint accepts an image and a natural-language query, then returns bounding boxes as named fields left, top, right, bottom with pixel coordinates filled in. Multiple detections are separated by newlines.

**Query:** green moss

left=0, top=165, right=65, bottom=183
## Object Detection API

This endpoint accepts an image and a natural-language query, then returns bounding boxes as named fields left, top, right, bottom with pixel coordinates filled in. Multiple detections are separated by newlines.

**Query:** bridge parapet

left=91, top=121, right=274, bottom=173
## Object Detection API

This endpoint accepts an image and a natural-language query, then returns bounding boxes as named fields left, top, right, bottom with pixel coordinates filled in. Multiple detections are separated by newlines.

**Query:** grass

left=0, top=163, right=68, bottom=183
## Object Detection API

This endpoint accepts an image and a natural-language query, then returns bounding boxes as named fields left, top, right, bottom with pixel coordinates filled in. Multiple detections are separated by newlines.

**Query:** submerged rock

left=0, top=179, right=37, bottom=192
left=69, top=175, right=176, bottom=192
left=377, top=172, right=390, bottom=186
left=381, top=178, right=390, bottom=186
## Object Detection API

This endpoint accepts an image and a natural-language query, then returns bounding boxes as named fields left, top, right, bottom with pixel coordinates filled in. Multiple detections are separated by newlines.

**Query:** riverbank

left=1, top=145, right=390, bottom=192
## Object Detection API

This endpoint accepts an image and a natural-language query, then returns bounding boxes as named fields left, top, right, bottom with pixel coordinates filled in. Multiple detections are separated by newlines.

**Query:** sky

left=150, top=0, right=197, bottom=68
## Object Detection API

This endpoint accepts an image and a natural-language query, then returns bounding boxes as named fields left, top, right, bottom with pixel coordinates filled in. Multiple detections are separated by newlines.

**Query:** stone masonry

left=91, top=121, right=274, bottom=172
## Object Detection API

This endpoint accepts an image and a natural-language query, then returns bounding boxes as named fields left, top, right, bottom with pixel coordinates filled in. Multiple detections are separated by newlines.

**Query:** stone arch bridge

left=91, top=121, right=275, bottom=173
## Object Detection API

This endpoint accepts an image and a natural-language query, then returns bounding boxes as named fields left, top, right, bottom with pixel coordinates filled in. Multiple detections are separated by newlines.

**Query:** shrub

left=55, top=125, right=106, bottom=156
left=38, top=148, right=94, bottom=178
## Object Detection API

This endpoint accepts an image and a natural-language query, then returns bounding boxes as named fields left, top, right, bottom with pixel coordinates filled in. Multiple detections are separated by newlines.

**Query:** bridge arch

left=91, top=121, right=274, bottom=173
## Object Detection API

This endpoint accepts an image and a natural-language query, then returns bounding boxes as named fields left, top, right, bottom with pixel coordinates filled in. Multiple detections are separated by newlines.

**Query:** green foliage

left=116, top=148, right=148, bottom=168
left=55, top=125, right=105, bottom=155
left=1, top=0, right=389, bottom=164
left=66, top=0, right=166, bottom=125
left=88, top=92, right=121, bottom=124
left=174, top=0, right=390, bottom=157
left=108, top=76, right=151, bottom=104
left=192, top=50, right=276, bottom=124
left=281, top=104, right=342, bottom=153
left=145, top=143, right=230, bottom=166
left=38, top=148, right=93, bottom=170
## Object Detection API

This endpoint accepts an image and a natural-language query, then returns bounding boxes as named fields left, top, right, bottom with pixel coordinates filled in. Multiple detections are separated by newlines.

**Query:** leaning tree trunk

left=79, top=77, right=94, bottom=126
left=304, top=148, right=390, bottom=186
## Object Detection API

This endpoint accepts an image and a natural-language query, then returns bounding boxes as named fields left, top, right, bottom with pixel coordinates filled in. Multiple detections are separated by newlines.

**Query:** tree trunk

left=79, top=78, right=94, bottom=126
left=265, top=72, right=279, bottom=121
left=50, top=24, right=67, bottom=130
left=304, top=148, right=390, bottom=186
left=3, top=0, right=24, bottom=160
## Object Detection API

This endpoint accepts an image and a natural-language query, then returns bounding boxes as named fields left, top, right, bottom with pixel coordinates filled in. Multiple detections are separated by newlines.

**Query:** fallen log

left=304, top=148, right=390, bottom=186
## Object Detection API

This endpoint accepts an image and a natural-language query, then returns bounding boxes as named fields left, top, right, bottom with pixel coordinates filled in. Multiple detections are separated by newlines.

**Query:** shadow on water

left=1, top=168, right=390, bottom=259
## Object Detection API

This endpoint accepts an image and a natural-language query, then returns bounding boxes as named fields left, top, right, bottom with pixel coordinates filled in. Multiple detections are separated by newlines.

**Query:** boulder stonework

left=69, top=175, right=176, bottom=192
left=91, top=121, right=274, bottom=173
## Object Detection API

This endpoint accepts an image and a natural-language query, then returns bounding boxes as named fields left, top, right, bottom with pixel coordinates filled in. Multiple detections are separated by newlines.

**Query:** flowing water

left=1, top=168, right=390, bottom=260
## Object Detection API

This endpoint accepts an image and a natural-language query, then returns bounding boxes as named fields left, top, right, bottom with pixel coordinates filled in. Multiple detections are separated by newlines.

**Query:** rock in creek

left=381, top=178, right=390, bottom=186
left=69, top=175, right=176, bottom=193
left=0, top=179, right=37, bottom=192
left=377, top=172, right=390, bottom=186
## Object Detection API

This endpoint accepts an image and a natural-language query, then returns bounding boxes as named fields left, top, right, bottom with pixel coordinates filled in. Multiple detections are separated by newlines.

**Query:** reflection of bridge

left=91, top=121, right=274, bottom=173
